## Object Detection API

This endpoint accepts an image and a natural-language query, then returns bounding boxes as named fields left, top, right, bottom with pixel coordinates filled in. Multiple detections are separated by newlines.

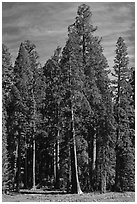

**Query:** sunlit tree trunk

left=14, top=136, right=18, bottom=190
left=67, top=145, right=71, bottom=193
left=32, top=90, right=36, bottom=190
left=92, top=134, right=96, bottom=171
left=16, top=128, right=21, bottom=192
left=70, top=105, right=83, bottom=194
left=54, top=142, right=56, bottom=181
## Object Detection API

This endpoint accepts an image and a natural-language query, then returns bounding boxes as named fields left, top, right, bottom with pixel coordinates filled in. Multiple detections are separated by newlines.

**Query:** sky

left=2, top=2, right=135, bottom=69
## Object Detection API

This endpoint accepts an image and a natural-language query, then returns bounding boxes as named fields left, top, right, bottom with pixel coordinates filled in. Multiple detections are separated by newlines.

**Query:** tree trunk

left=88, top=128, right=96, bottom=191
left=24, top=136, right=28, bottom=189
left=68, top=55, right=82, bottom=194
left=95, top=138, right=100, bottom=191
left=54, top=142, right=56, bottom=181
left=70, top=105, right=83, bottom=194
left=115, top=129, right=120, bottom=191
left=92, top=134, right=96, bottom=171
left=67, top=145, right=71, bottom=193
left=32, top=131, right=36, bottom=190
left=32, top=90, right=36, bottom=190
left=55, top=129, right=60, bottom=189
left=14, top=137, right=18, bottom=190
left=101, top=145, right=107, bottom=193
left=16, top=128, right=21, bottom=192
left=101, top=165, right=107, bottom=193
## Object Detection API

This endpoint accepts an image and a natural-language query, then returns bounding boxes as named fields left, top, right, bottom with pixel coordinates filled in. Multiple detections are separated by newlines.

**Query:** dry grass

left=2, top=191, right=135, bottom=202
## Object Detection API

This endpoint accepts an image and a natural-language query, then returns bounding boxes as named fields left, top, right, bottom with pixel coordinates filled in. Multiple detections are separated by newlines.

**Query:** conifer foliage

left=2, top=44, right=14, bottom=193
left=112, top=37, right=135, bottom=191
left=2, top=4, right=135, bottom=194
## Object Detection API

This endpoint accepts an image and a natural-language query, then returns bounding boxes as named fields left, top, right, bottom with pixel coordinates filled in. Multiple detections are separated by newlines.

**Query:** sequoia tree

left=112, top=37, right=135, bottom=191
left=69, top=4, right=115, bottom=193
left=43, top=46, right=62, bottom=189
left=2, top=44, right=14, bottom=193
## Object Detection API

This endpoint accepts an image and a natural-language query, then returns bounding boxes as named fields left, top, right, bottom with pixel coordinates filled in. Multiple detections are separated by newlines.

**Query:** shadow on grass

left=19, top=189, right=67, bottom=195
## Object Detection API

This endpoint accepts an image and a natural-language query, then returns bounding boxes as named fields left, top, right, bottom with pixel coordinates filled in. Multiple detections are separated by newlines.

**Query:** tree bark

left=101, top=145, right=107, bottom=193
left=67, top=145, right=71, bottom=193
left=32, top=90, right=36, bottom=190
left=24, top=138, right=28, bottom=189
left=14, top=137, right=18, bottom=190
left=55, top=129, right=60, bottom=189
left=16, top=128, right=21, bottom=192
left=70, top=105, right=83, bottom=194
left=88, top=128, right=96, bottom=191
left=92, top=134, right=96, bottom=171
left=54, top=142, right=56, bottom=181
left=54, top=129, right=60, bottom=189
left=32, top=135, right=36, bottom=189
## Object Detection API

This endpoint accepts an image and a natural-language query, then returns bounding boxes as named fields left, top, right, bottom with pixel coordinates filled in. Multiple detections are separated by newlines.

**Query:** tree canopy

left=2, top=4, right=135, bottom=194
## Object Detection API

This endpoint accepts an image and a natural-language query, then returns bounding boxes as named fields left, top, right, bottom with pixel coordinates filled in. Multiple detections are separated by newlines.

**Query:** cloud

left=2, top=2, right=135, bottom=68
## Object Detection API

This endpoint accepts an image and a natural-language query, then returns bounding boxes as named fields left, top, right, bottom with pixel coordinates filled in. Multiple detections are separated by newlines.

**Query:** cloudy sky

left=2, top=2, right=135, bottom=69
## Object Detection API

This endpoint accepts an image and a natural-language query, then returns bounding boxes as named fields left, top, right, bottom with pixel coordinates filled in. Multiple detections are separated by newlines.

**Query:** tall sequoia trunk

left=24, top=136, right=28, bottom=189
left=32, top=90, right=36, bottom=190
left=101, top=145, right=107, bottom=193
left=16, top=128, right=21, bottom=192
left=92, top=134, right=96, bottom=171
left=32, top=133, right=36, bottom=190
left=54, top=102, right=60, bottom=189
left=14, top=137, right=18, bottom=190
left=54, top=142, right=56, bottom=181
left=115, top=128, right=120, bottom=190
left=55, top=129, right=60, bottom=189
left=88, top=127, right=96, bottom=191
left=67, top=145, right=71, bottom=193
left=68, top=54, right=83, bottom=194
left=70, top=105, right=83, bottom=194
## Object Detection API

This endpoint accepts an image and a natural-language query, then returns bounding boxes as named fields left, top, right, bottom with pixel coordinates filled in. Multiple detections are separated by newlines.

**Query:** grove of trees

left=2, top=4, right=135, bottom=194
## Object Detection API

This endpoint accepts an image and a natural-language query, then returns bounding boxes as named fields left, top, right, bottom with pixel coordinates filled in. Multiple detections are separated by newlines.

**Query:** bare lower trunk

left=115, top=128, right=120, bottom=191
left=14, top=138, right=18, bottom=190
left=101, top=145, right=107, bottom=194
left=16, top=129, right=21, bottom=192
left=88, top=129, right=96, bottom=191
left=67, top=145, right=71, bottom=193
left=32, top=90, right=36, bottom=190
left=32, top=137, right=36, bottom=190
left=92, top=134, right=96, bottom=171
left=24, top=139, right=28, bottom=189
left=54, top=143, right=56, bottom=180
left=101, top=165, right=107, bottom=193
left=70, top=106, right=83, bottom=194
left=55, top=129, right=60, bottom=189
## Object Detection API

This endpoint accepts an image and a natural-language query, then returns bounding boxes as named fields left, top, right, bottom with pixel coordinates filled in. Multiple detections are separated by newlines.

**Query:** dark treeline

left=2, top=4, right=135, bottom=194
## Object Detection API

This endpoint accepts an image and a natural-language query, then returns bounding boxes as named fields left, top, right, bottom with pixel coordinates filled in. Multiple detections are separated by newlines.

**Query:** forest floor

left=2, top=191, right=135, bottom=202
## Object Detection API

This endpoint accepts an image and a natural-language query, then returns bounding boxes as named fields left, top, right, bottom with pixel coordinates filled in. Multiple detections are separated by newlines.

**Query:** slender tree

left=43, top=46, right=62, bottom=189
left=60, top=21, right=85, bottom=193
left=23, top=40, right=44, bottom=190
left=112, top=37, right=135, bottom=191
left=69, top=4, right=115, bottom=193
left=2, top=44, right=14, bottom=193
left=13, top=43, right=32, bottom=191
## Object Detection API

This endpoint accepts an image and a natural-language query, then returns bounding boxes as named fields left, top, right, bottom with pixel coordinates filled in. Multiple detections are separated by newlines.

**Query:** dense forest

left=2, top=4, right=135, bottom=194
